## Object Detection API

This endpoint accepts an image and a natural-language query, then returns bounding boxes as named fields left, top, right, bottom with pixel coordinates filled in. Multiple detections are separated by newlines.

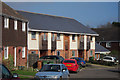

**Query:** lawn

left=11, top=70, right=37, bottom=77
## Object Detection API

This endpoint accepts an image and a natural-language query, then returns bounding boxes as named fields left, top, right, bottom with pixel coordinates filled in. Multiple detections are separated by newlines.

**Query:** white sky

left=1, top=0, right=120, bottom=2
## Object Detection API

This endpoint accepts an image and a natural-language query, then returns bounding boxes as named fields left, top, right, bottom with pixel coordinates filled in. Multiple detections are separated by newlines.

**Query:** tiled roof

left=1, top=2, right=27, bottom=21
left=95, top=42, right=110, bottom=52
left=17, top=10, right=97, bottom=35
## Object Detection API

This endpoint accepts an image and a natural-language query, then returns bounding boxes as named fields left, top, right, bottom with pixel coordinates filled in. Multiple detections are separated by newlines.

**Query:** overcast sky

left=5, top=2, right=119, bottom=28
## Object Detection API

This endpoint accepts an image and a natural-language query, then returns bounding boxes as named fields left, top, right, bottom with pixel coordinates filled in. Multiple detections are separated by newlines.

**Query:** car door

left=62, top=65, right=69, bottom=78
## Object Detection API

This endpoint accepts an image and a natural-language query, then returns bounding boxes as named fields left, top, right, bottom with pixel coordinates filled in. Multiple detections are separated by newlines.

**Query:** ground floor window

left=72, top=51, right=75, bottom=57
left=22, top=47, right=25, bottom=58
left=95, top=54, right=97, bottom=59
left=31, top=51, right=36, bottom=54
left=90, top=50, right=93, bottom=56
left=57, top=51, right=60, bottom=56
left=4, top=47, right=8, bottom=59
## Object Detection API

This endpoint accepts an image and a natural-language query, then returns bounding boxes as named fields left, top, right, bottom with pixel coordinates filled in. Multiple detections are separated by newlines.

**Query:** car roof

left=44, top=64, right=63, bottom=66
left=64, top=59, right=76, bottom=61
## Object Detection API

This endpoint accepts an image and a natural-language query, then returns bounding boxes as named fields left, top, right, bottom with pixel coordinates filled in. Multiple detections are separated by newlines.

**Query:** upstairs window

left=57, top=33, right=60, bottom=40
left=72, top=34, right=75, bottom=40
left=44, top=33, right=46, bottom=40
left=14, top=20, right=17, bottom=30
left=80, top=36, right=84, bottom=42
left=106, top=42, right=111, bottom=48
left=52, top=33, right=55, bottom=41
left=4, top=47, right=8, bottom=59
left=22, top=22, right=25, bottom=31
left=31, top=32, right=36, bottom=39
left=4, top=18, right=9, bottom=28
left=22, top=47, right=25, bottom=58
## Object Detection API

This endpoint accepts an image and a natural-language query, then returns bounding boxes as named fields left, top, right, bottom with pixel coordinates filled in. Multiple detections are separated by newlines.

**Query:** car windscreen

left=40, top=65, right=60, bottom=72
left=64, top=60, right=75, bottom=63
left=71, top=58, right=79, bottom=61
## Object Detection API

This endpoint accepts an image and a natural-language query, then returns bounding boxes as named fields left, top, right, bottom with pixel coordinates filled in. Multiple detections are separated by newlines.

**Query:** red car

left=63, top=59, right=80, bottom=72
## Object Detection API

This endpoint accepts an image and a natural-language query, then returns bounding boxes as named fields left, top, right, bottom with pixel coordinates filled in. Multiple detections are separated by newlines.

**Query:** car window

left=40, top=65, right=60, bottom=72
left=64, top=60, right=75, bottom=63
left=2, top=65, right=12, bottom=79
left=103, top=57, right=112, bottom=60
left=59, top=56, right=64, bottom=60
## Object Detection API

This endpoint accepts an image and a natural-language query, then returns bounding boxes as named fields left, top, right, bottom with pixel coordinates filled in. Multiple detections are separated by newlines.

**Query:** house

left=92, top=23, right=120, bottom=59
left=1, top=2, right=28, bottom=67
left=95, top=43, right=110, bottom=60
left=17, top=10, right=99, bottom=61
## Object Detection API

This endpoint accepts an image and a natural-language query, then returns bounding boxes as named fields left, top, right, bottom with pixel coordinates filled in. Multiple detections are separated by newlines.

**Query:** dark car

left=39, top=55, right=64, bottom=63
left=0, top=64, right=19, bottom=80
left=70, top=57, right=86, bottom=67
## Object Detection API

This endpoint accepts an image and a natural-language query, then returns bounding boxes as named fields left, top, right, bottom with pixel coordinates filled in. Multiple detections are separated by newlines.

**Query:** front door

left=64, top=34, right=69, bottom=59
left=14, top=47, right=16, bottom=67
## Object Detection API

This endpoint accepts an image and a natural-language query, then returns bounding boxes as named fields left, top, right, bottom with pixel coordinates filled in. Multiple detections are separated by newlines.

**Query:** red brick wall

left=2, top=46, right=27, bottom=66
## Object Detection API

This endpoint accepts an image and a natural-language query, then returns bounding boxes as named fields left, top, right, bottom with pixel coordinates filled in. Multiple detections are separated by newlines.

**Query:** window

left=22, top=22, right=25, bottom=31
left=52, top=33, right=55, bottom=41
left=106, top=42, right=111, bottom=48
left=31, top=51, right=36, bottom=54
left=14, top=20, right=17, bottom=30
left=57, top=34, right=60, bottom=40
left=90, top=50, right=93, bottom=56
left=31, top=32, right=36, bottom=39
left=72, top=34, right=75, bottom=40
left=4, top=47, right=8, bottom=59
left=98, top=54, right=99, bottom=59
left=72, top=51, right=75, bottom=57
left=95, top=54, right=97, bottom=59
left=44, top=33, right=46, bottom=40
left=4, top=18, right=9, bottom=28
left=22, top=47, right=25, bottom=58
left=80, top=36, right=84, bottom=42
left=57, top=51, right=60, bottom=56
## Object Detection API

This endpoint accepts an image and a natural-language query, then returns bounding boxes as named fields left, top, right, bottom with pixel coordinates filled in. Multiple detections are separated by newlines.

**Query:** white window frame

left=22, top=47, right=25, bottom=58
left=106, top=42, right=111, bottom=48
left=4, top=18, right=9, bottom=28
left=22, top=22, right=26, bottom=31
left=4, top=47, right=8, bottom=59
left=14, top=20, right=17, bottom=30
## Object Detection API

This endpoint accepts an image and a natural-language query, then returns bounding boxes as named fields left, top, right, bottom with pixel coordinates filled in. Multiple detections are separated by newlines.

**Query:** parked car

left=35, top=64, right=70, bottom=79
left=102, top=56, right=119, bottom=65
left=70, top=57, right=86, bottom=67
left=63, top=59, right=80, bottom=72
left=39, top=55, right=64, bottom=63
left=1, top=64, right=19, bottom=80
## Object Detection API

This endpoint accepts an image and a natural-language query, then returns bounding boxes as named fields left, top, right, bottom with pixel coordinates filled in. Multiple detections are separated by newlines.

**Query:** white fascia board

left=95, top=51, right=111, bottom=54
left=28, top=28, right=99, bottom=36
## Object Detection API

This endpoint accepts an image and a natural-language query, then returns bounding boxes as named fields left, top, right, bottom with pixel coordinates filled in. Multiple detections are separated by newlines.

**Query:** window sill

left=72, top=40, right=76, bottom=42
left=57, top=40, right=61, bottom=41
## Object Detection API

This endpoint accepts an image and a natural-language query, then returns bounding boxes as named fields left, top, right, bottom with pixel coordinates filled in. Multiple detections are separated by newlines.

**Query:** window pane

left=52, top=33, right=55, bottom=41
left=22, top=47, right=25, bottom=58
left=31, top=32, right=36, bottom=39
left=44, top=33, right=46, bottom=40
left=72, top=51, right=75, bottom=57
left=14, top=20, right=17, bottom=30
left=72, top=34, right=75, bottom=40
left=22, top=22, right=25, bottom=31
left=57, top=34, right=60, bottom=40
left=4, top=47, right=8, bottom=59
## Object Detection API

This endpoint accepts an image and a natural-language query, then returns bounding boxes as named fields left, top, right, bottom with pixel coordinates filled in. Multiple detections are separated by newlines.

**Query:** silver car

left=35, top=64, right=70, bottom=80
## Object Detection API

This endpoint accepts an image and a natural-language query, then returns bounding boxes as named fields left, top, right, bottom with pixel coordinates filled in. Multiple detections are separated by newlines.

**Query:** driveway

left=70, top=63, right=120, bottom=79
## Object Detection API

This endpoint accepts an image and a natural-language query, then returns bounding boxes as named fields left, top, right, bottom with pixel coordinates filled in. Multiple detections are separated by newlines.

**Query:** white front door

left=14, top=47, right=16, bottom=67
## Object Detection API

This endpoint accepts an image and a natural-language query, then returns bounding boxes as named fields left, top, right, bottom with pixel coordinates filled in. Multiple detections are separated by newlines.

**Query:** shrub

left=89, top=57, right=94, bottom=63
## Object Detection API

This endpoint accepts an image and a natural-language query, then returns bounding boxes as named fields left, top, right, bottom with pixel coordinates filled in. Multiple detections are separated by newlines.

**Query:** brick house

left=1, top=2, right=28, bottom=67
left=17, top=10, right=98, bottom=61
left=92, top=24, right=120, bottom=59
left=95, top=43, right=110, bottom=60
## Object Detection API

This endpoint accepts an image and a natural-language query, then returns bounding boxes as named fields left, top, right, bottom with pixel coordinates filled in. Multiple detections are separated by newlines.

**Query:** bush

left=89, top=57, right=94, bottom=63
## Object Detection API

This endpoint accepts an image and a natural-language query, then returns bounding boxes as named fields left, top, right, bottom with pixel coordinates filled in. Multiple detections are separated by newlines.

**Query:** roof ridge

left=16, top=10, right=74, bottom=20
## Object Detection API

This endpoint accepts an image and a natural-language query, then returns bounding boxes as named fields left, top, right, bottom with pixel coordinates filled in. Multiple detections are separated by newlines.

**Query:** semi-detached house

left=17, top=10, right=99, bottom=61
left=1, top=2, right=28, bottom=67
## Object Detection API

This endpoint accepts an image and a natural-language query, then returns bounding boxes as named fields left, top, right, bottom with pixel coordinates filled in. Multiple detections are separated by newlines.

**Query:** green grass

left=11, top=70, right=37, bottom=76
